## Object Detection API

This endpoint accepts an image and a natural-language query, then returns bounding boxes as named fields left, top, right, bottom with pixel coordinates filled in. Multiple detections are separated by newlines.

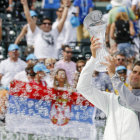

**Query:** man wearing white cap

left=0, top=44, right=26, bottom=88
left=77, top=37, right=140, bottom=140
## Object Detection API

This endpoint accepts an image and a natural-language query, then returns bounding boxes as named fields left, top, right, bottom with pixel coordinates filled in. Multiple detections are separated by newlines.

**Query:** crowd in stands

left=0, top=0, right=140, bottom=137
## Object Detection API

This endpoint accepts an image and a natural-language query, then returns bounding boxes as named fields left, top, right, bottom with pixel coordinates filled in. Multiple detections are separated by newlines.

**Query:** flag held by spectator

left=6, top=80, right=95, bottom=139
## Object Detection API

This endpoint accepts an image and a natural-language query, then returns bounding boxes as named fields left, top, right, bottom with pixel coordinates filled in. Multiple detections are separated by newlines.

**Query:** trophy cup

left=83, top=10, right=109, bottom=72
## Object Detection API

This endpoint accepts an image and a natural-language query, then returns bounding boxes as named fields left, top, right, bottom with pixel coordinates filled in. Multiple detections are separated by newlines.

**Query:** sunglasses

left=65, top=51, right=72, bottom=54
left=32, top=16, right=37, bottom=18
left=42, top=22, right=52, bottom=25
left=57, top=10, right=63, bottom=12
left=117, top=58, right=125, bottom=62
left=46, top=63, right=55, bottom=66
left=117, top=70, right=127, bottom=74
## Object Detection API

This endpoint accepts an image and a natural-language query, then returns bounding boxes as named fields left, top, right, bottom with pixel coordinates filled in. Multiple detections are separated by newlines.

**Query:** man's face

left=63, top=47, right=72, bottom=61
left=42, top=19, right=52, bottom=32
left=116, top=55, right=126, bottom=66
left=130, top=65, right=140, bottom=89
left=77, top=62, right=85, bottom=73
left=37, top=71, right=46, bottom=79
left=8, top=49, right=19, bottom=60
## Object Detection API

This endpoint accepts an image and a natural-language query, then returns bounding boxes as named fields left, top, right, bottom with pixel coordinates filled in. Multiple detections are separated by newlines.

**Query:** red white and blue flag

left=6, top=80, right=95, bottom=139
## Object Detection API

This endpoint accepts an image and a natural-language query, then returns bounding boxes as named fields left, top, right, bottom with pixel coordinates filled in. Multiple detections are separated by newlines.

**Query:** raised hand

left=101, top=56, right=116, bottom=78
left=20, top=0, right=27, bottom=5
left=90, top=36, right=101, bottom=58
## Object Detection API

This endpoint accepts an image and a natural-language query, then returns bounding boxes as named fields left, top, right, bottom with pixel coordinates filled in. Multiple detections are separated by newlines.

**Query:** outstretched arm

left=110, top=23, right=116, bottom=40
left=15, top=25, right=28, bottom=44
left=77, top=38, right=110, bottom=115
left=21, top=0, right=36, bottom=32
left=57, top=1, right=69, bottom=33
left=0, top=19, right=2, bottom=41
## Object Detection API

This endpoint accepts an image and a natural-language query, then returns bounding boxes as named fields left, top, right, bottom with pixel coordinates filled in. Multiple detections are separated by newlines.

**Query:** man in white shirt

left=77, top=37, right=140, bottom=140
left=0, top=44, right=26, bottom=88
left=21, top=0, right=69, bottom=60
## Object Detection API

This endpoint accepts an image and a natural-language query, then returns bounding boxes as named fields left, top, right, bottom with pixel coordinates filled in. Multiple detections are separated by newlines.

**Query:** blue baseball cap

left=30, top=10, right=37, bottom=17
left=8, top=44, right=19, bottom=52
left=33, top=63, right=50, bottom=73
left=106, top=4, right=112, bottom=11
left=116, top=65, right=127, bottom=73
left=26, top=54, right=37, bottom=61
left=117, top=7, right=126, bottom=13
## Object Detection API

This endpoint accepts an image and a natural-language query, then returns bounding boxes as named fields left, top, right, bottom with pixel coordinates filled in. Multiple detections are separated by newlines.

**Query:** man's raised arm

left=102, top=56, right=140, bottom=112
left=57, top=0, right=69, bottom=33
left=77, top=38, right=110, bottom=115
left=21, top=0, right=36, bottom=32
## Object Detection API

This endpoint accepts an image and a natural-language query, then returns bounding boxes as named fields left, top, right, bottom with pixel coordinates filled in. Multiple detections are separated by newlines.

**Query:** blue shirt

left=42, top=0, right=60, bottom=9
left=73, top=0, right=94, bottom=24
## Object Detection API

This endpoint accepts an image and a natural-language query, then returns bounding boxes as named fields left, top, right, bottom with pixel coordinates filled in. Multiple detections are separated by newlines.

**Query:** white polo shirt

left=33, top=27, right=59, bottom=59
left=0, top=58, right=26, bottom=87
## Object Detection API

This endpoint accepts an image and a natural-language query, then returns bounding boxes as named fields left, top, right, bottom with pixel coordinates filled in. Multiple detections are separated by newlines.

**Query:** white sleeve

left=0, top=62, right=5, bottom=75
left=77, top=57, right=110, bottom=115
left=132, top=0, right=138, bottom=5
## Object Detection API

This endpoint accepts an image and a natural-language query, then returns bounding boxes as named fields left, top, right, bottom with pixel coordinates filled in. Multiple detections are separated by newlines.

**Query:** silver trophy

left=84, top=10, right=109, bottom=72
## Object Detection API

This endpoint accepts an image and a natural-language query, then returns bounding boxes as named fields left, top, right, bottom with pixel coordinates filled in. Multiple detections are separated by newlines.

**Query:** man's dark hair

left=41, top=16, right=52, bottom=24
left=133, top=60, right=140, bottom=70
left=62, top=45, right=71, bottom=51
left=115, top=51, right=126, bottom=57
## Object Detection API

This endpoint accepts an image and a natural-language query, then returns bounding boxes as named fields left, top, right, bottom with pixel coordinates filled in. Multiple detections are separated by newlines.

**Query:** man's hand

left=20, top=0, right=28, bottom=5
left=62, top=0, right=70, bottom=7
left=90, top=36, right=101, bottom=58
left=101, top=56, right=116, bottom=78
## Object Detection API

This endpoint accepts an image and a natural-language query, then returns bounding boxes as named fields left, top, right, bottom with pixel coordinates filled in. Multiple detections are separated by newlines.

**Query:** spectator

left=115, top=52, right=127, bottom=67
left=6, top=0, right=35, bottom=11
left=114, top=65, right=128, bottom=95
left=55, top=45, right=76, bottom=86
left=33, top=63, right=50, bottom=86
left=131, top=0, right=140, bottom=16
left=44, top=58, right=56, bottom=87
left=106, top=0, right=135, bottom=50
left=122, top=0, right=132, bottom=8
left=0, top=19, right=2, bottom=41
left=15, top=10, right=38, bottom=48
left=0, top=44, right=26, bottom=88
left=21, top=0, right=69, bottom=60
left=73, top=60, right=86, bottom=88
left=102, top=4, right=112, bottom=25
left=115, top=52, right=133, bottom=81
left=110, top=8, right=135, bottom=58
left=42, top=0, right=60, bottom=22
left=61, top=0, right=78, bottom=45
left=52, top=7, right=65, bottom=59
left=53, top=68, right=70, bottom=90
left=14, top=54, right=37, bottom=82
left=73, top=0, right=94, bottom=42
